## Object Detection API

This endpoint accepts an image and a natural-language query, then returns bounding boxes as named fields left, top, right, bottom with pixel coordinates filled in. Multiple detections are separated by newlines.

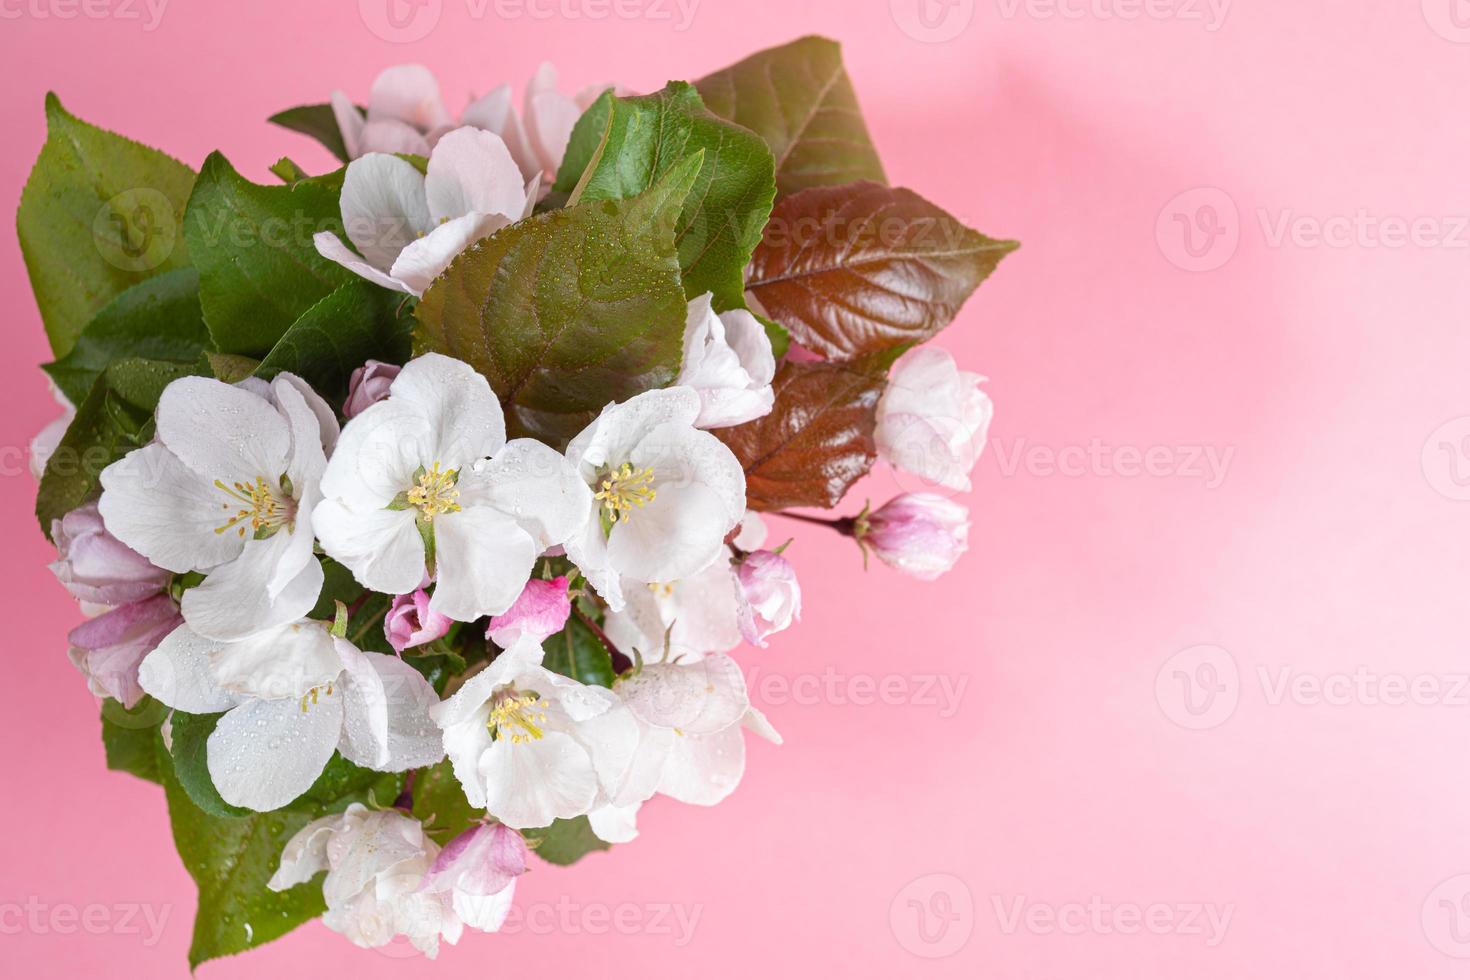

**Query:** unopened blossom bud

left=486, top=576, right=571, bottom=647
left=420, top=822, right=528, bottom=932
left=49, top=503, right=171, bottom=607
left=734, top=550, right=801, bottom=647
left=874, top=346, right=992, bottom=492
left=675, top=293, right=776, bottom=429
left=67, top=593, right=182, bottom=707
left=858, top=494, right=970, bottom=581
left=385, top=588, right=453, bottom=653
left=342, top=359, right=401, bottom=418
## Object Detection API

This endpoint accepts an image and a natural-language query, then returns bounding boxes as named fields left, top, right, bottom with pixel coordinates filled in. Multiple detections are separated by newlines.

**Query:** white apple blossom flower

left=314, top=127, right=539, bottom=298
left=875, top=346, right=993, bottom=493
left=269, top=803, right=462, bottom=958
left=602, top=557, right=744, bottom=662
left=461, top=62, right=612, bottom=184
left=137, top=621, right=443, bottom=811
left=430, top=636, right=639, bottom=829
left=98, top=373, right=336, bottom=641
left=675, top=293, right=775, bottom=429
left=314, top=354, right=592, bottom=623
left=562, top=387, right=746, bottom=611
left=733, top=550, right=801, bottom=647
left=331, top=64, right=456, bottom=159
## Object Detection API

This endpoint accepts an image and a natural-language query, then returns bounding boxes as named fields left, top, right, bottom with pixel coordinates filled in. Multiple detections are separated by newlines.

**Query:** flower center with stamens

left=595, top=463, right=657, bottom=529
left=215, top=476, right=296, bottom=539
left=407, top=462, right=462, bottom=521
left=487, top=692, right=548, bottom=744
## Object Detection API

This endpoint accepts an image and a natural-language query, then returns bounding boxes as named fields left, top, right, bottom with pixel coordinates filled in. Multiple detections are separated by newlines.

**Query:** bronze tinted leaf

left=747, top=182, right=1018, bottom=360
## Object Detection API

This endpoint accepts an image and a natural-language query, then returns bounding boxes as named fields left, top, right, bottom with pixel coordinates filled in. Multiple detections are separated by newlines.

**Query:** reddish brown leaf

left=747, top=182, right=1018, bottom=360
left=716, top=358, right=886, bottom=511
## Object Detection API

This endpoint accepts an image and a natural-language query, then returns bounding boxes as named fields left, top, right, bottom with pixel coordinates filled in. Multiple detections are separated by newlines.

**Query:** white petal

left=454, top=883, right=515, bottom=934
left=606, top=481, right=733, bottom=584
left=272, top=372, right=335, bottom=486
left=314, top=232, right=415, bottom=293
left=180, top=538, right=322, bottom=642
left=339, top=154, right=431, bottom=270
left=459, top=84, right=514, bottom=134
left=425, top=127, right=528, bottom=224
left=631, top=421, right=745, bottom=530
left=656, top=723, right=746, bottom=806
left=742, top=705, right=782, bottom=744
left=313, top=502, right=424, bottom=596
left=469, top=439, right=593, bottom=551
left=389, top=211, right=511, bottom=296
left=587, top=802, right=641, bottom=844
left=268, top=808, right=357, bottom=890
left=318, top=399, right=431, bottom=511
left=564, top=386, right=702, bottom=475
left=367, top=64, right=453, bottom=132
left=387, top=354, right=508, bottom=469
left=561, top=510, right=622, bottom=610
left=430, top=507, right=538, bottom=621
left=480, top=731, right=597, bottom=828
left=617, top=653, right=748, bottom=735
left=208, top=693, right=344, bottom=811
left=156, top=377, right=291, bottom=488
left=137, top=624, right=239, bottom=713
left=98, top=444, right=244, bottom=574
left=208, top=621, right=342, bottom=701
left=339, top=646, right=444, bottom=770
left=524, top=88, right=580, bottom=177
left=440, top=712, right=494, bottom=808
left=330, top=90, right=364, bottom=159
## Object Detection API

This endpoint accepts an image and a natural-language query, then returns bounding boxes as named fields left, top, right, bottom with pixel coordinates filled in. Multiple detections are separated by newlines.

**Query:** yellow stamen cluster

left=299, top=681, right=335, bottom=714
left=595, top=463, right=657, bottom=525
left=407, top=462, right=462, bottom=520
left=647, top=582, right=675, bottom=598
left=488, top=693, right=548, bottom=744
left=215, top=477, right=292, bottom=538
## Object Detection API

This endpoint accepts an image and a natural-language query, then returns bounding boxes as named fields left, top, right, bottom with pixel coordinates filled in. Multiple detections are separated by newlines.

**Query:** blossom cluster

left=24, top=41, right=1011, bottom=963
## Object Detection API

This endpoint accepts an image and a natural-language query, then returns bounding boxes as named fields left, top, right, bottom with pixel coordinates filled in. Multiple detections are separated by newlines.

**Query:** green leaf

left=168, top=711, right=251, bottom=817
left=36, top=357, right=198, bottom=538
left=696, top=36, right=886, bottom=197
left=552, top=83, right=776, bottom=311
left=184, top=153, right=352, bottom=356
left=542, top=615, right=616, bottom=688
left=267, top=103, right=351, bottom=163
left=255, top=280, right=412, bottom=403
left=18, top=93, right=196, bottom=358
left=41, top=268, right=211, bottom=405
left=101, top=696, right=169, bottom=784
left=412, top=759, right=481, bottom=847
left=526, top=815, right=611, bottom=866
left=414, top=154, right=701, bottom=447
left=159, top=743, right=402, bottom=969
left=268, top=157, right=310, bottom=184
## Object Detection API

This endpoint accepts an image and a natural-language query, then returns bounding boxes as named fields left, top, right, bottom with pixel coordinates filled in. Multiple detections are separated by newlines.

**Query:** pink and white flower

left=343, top=359, right=401, bottom=418
left=67, top=593, right=181, bottom=708
left=486, top=576, right=571, bottom=647
left=330, top=64, right=456, bottom=159
left=461, top=63, right=613, bottom=184
left=675, top=293, right=776, bottom=430
left=49, top=502, right=170, bottom=608
left=860, top=493, right=971, bottom=580
left=733, top=550, right=801, bottom=648
left=602, top=557, right=744, bottom=662
left=385, top=587, right=453, bottom=654
left=419, top=822, right=528, bottom=933
left=314, top=127, right=539, bottom=297
left=875, top=346, right=993, bottom=493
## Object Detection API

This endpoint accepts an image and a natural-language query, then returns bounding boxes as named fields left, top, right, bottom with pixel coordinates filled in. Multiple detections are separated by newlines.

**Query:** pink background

left=4, top=0, right=1470, bottom=976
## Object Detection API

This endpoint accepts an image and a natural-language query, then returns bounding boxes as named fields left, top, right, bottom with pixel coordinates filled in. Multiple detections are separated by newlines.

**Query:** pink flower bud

left=67, top=594, right=182, bottom=707
left=421, top=822, right=528, bottom=898
left=486, top=576, right=571, bottom=647
left=384, top=588, right=452, bottom=653
left=343, top=360, right=401, bottom=418
left=49, top=503, right=171, bottom=607
left=734, top=551, right=801, bottom=647
left=860, top=494, right=970, bottom=581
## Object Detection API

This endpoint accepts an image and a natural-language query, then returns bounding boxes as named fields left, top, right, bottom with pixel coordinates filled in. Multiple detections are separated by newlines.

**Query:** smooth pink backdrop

left=4, top=0, right=1470, bottom=976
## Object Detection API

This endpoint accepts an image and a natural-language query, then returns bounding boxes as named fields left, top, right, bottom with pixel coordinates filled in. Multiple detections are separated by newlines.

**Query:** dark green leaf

left=268, top=157, right=310, bottom=184
left=36, top=358, right=198, bottom=538
left=168, top=711, right=250, bottom=817
left=553, top=83, right=776, bottom=310
left=696, top=36, right=886, bottom=197
left=268, top=103, right=350, bottom=163
left=414, top=154, right=701, bottom=447
left=255, top=280, right=412, bottom=403
left=101, top=696, right=168, bottom=784
left=526, top=815, right=611, bottom=866
left=184, top=153, right=351, bottom=356
left=542, top=615, right=616, bottom=688
left=159, top=742, right=402, bottom=969
left=18, top=93, right=196, bottom=357
left=42, top=268, right=211, bottom=405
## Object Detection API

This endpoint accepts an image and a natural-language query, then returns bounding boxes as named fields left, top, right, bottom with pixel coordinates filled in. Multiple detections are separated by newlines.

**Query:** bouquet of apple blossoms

left=21, top=36, right=1015, bottom=965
